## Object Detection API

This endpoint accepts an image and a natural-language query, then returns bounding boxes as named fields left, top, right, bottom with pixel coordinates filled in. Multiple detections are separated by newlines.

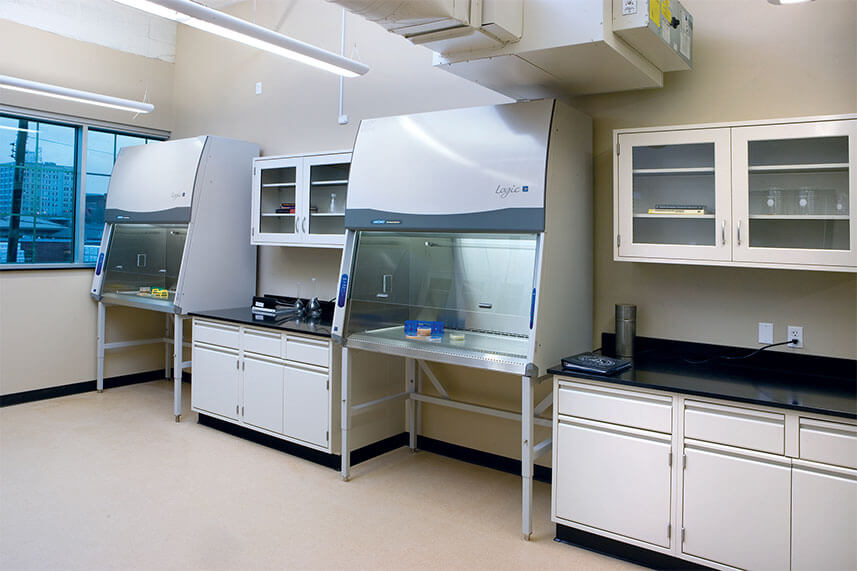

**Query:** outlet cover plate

left=758, top=322, right=774, bottom=344
left=787, top=325, right=804, bottom=348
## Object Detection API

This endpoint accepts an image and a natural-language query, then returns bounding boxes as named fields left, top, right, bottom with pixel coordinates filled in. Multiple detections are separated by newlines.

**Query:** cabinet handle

left=236, top=359, right=239, bottom=370
left=737, top=220, right=742, bottom=246
left=302, top=216, right=308, bottom=234
left=721, top=220, right=726, bottom=245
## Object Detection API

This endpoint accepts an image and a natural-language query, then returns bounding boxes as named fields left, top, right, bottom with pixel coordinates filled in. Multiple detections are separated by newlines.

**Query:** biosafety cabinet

left=90, top=135, right=260, bottom=420
left=332, top=99, right=593, bottom=539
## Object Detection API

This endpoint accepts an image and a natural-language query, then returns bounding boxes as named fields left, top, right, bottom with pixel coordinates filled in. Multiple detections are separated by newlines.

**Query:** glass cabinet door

left=252, top=157, right=300, bottom=244
left=732, top=120, right=856, bottom=268
left=305, top=152, right=350, bottom=246
left=616, top=128, right=732, bottom=261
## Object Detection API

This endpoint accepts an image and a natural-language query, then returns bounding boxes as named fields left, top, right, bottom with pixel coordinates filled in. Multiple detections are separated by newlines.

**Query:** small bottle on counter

left=615, top=303, right=636, bottom=358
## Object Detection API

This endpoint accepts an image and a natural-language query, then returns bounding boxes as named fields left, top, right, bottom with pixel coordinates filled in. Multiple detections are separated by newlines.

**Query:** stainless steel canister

left=615, top=304, right=636, bottom=358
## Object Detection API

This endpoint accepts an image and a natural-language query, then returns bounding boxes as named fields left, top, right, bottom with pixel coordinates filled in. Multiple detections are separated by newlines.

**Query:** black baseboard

left=417, top=436, right=552, bottom=483
left=197, top=413, right=408, bottom=470
left=0, top=370, right=171, bottom=407
left=555, top=524, right=711, bottom=570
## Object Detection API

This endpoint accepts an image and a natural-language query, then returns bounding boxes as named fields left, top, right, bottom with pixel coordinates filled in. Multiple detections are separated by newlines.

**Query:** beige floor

left=0, top=380, right=641, bottom=570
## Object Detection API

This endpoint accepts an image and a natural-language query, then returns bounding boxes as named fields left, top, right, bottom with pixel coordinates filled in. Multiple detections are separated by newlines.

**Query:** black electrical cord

left=683, top=339, right=798, bottom=365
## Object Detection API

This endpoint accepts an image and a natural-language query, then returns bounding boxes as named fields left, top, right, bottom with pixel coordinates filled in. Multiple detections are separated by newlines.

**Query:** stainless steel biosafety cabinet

left=333, top=99, right=593, bottom=539
left=91, top=136, right=259, bottom=421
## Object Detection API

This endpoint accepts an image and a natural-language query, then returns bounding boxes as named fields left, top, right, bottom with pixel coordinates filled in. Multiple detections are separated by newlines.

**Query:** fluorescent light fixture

left=113, top=0, right=369, bottom=78
left=0, top=75, right=154, bottom=113
left=767, top=0, right=814, bottom=4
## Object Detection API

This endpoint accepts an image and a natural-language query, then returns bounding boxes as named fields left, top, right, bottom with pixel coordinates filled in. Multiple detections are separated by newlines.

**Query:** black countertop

left=548, top=334, right=856, bottom=419
left=190, top=302, right=333, bottom=338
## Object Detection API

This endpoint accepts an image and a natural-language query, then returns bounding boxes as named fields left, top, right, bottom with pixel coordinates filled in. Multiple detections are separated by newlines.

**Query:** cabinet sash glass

left=259, top=165, right=297, bottom=235
left=746, top=135, right=849, bottom=250
left=631, top=142, right=717, bottom=246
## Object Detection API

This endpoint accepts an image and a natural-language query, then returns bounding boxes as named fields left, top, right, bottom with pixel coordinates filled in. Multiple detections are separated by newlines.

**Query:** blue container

left=404, top=320, right=444, bottom=339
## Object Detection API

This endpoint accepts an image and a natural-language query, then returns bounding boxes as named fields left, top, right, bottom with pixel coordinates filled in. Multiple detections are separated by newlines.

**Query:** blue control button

left=95, top=252, right=105, bottom=275
left=337, top=274, right=349, bottom=307
left=529, top=287, right=536, bottom=329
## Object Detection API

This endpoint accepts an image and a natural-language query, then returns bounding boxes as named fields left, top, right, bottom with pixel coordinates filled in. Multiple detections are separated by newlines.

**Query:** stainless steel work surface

left=347, top=326, right=529, bottom=374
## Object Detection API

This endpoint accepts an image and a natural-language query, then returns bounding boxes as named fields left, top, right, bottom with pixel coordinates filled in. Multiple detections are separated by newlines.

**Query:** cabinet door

left=682, top=445, right=790, bottom=570
left=616, top=128, right=732, bottom=262
left=303, top=152, right=351, bottom=247
left=792, top=461, right=857, bottom=571
left=252, top=157, right=302, bottom=245
left=732, top=119, right=857, bottom=268
left=554, top=419, right=672, bottom=548
left=242, top=354, right=284, bottom=434
left=282, top=363, right=330, bottom=448
left=191, top=343, right=240, bottom=420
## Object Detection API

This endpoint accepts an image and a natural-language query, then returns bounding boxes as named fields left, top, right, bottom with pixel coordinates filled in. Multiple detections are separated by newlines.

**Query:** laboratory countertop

left=548, top=334, right=857, bottom=420
left=189, top=304, right=333, bottom=338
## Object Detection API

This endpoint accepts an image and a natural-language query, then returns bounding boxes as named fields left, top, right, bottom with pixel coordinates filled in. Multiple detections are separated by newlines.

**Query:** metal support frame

left=173, top=314, right=184, bottom=422
left=95, top=303, right=189, bottom=422
left=340, top=347, right=550, bottom=540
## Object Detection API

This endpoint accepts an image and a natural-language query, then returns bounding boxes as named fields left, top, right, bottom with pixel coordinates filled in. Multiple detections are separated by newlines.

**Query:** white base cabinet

left=552, top=375, right=857, bottom=571
left=791, top=461, right=857, bottom=571
left=192, top=318, right=333, bottom=452
left=682, top=444, right=791, bottom=570
left=555, top=418, right=672, bottom=548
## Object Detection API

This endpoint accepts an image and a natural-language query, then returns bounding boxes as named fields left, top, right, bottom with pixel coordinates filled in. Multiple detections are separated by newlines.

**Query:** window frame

left=0, top=104, right=170, bottom=270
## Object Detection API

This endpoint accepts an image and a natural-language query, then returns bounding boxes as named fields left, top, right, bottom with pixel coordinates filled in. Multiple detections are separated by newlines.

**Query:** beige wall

left=573, top=0, right=857, bottom=359
left=0, top=21, right=175, bottom=395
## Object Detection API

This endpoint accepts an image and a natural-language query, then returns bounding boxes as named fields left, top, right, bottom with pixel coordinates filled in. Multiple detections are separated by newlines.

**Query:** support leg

left=173, top=314, right=183, bottom=422
left=96, top=302, right=106, bottom=392
left=341, top=346, right=352, bottom=481
left=406, top=358, right=416, bottom=452
left=164, top=314, right=171, bottom=379
left=521, top=374, right=535, bottom=541
left=415, top=363, right=423, bottom=441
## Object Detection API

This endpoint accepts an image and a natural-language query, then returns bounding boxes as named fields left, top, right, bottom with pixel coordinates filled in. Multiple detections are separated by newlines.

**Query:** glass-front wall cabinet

left=732, top=120, right=856, bottom=268
left=615, top=117, right=856, bottom=271
left=251, top=152, right=351, bottom=247
left=616, top=128, right=732, bottom=261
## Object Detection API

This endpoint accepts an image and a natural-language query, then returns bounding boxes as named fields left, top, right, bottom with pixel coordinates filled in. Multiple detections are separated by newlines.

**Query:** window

left=0, top=111, right=166, bottom=267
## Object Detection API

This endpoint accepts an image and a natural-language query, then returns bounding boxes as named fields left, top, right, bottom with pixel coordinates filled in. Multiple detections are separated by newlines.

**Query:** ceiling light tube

left=0, top=74, right=154, bottom=113
left=114, top=0, right=369, bottom=78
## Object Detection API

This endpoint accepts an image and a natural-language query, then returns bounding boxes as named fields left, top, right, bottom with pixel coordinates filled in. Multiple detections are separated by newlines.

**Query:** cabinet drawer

left=285, top=335, right=329, bottom=368
left=243, top=327, right=284, bottom=358
left=800, top=418, right=857, bottom=469
left=193, top=319, right=240, bottom=349
left=557, top=382, right=672, bottom=433
left=685, top=401, right=784, bottom=454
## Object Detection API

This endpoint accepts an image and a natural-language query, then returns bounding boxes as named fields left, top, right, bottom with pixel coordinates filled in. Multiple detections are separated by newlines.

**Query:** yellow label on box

left=650, top=0, right=661, bottom=27
left=661, top=0, right=672, bottom=25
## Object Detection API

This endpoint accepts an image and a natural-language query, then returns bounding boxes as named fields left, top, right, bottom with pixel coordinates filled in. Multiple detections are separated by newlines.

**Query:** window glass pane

left=116, top=134, right=147, bottom=154
left=1, top=117, right=76, bottom=264
left=86, top=130, right=115, bottom=175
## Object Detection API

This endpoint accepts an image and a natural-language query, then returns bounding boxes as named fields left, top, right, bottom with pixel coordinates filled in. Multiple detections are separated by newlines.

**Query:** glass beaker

left=798, top=188, right=816, bottom=215
left=766, top=189, right=783, bottom=215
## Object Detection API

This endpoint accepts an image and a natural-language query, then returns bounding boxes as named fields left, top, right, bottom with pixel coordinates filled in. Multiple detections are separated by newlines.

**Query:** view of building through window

left=0, top=114, right=155, bottom=265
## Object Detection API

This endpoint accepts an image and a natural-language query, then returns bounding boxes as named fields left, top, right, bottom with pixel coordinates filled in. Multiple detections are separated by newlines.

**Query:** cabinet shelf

left=634, top=213, right=715, bottom=219
left=310, top=179, right=348, bottom=186
left=310, top=212, right=345, bottom=217
left=748, top=215, right=849, bottom=220
left=633, top=167, right=715, bottom=175
left=749, top=163, right=849, bottom=173
left=262, top=182, right=297, bottom=188
left=261, top=213, right=296, bottom=217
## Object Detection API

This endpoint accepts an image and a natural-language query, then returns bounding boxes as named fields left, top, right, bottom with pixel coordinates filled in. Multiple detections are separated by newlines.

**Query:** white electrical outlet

left=758, top=322, right=773, bottom=344
left=255, top=82, right=262, bottom=95
left=787, top=325, right=804, bottom=348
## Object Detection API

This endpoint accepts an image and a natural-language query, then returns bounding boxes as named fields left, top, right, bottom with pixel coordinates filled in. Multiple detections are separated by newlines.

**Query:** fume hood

left=90, top=135, right=260, bottom=421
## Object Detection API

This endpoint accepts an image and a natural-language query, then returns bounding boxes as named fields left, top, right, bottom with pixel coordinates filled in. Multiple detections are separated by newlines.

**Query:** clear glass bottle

left=329, top=193, right=337, bottom=213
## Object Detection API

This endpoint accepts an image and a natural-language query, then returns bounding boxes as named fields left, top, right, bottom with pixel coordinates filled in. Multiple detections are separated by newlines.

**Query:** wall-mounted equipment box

left=613, top=0, right=693, bottom=71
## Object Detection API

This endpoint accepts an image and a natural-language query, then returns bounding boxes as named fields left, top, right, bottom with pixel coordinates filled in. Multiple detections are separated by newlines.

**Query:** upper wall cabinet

left=614, top=116, right=857, bottom=272
left=251, top=152, right=351, bottom=248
